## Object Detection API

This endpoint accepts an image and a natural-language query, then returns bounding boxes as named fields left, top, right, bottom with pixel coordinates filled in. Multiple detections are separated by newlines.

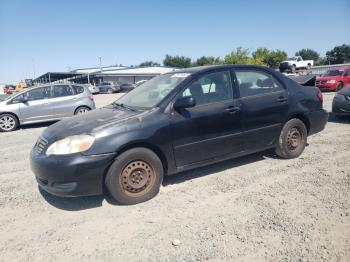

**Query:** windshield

left=115, top=73, right=190, bottom=108
left=322, top=69, right=344, bottom=76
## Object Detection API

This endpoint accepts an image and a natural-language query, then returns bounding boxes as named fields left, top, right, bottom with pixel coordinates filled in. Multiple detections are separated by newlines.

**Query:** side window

left=53, top=85, right=74, bottom=97
left=73, top=85, right=84, bottom=94
left=27, top=86, right=51, bottom=101
left=235, top=70, right=283, bottom=98
left=181, top=71, right=233, bottom=105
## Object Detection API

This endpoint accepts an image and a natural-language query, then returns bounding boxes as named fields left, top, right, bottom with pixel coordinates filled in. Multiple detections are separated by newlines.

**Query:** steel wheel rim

left=287, top=127, right=302, bottom=151
left=119, top=160, right=156, bottom=197
left=0, top=116, right=15, bottom=131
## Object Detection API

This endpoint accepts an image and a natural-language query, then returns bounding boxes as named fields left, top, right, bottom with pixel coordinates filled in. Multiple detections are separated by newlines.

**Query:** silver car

left=0, top=84, right=96, bottom=132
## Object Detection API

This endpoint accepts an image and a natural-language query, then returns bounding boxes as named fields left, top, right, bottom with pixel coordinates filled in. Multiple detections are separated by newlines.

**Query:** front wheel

left=0, top=113, right=18, bottom=132
left=275, top=118, right=307, bottom=159
left=336, top=82, right=343, bottom=91
left=105, top=148, right=164, bottom=205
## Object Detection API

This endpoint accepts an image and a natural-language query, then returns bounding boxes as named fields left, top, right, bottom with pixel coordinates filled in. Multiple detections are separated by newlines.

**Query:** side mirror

left=174, top=96, right=196, bottom=110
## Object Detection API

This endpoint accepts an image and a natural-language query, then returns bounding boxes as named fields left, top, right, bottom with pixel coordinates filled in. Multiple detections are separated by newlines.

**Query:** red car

left=316, top=67, right=350, bottom=91
left=4, top=86, right=16, bottom=95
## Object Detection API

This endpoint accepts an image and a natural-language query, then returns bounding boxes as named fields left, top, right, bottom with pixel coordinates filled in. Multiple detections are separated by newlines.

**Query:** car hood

left=41, top=105, right=151, bottom=142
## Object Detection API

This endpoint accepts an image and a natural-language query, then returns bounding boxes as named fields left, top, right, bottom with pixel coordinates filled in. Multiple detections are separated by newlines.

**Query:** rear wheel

left=275, top=118, right=307, bottom=159
left=105, top=148, right=164, bottom=205
left=336, top=82, right=343, bottom=91
left=291, top=65, right=296, bottom=73
left=0, top=113, right=18, bottom=132
left=74, top=106, right=90, bottom=115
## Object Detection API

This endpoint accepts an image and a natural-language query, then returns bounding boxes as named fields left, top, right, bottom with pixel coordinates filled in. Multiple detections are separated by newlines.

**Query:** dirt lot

left=0, top=93, right=349, bottom=262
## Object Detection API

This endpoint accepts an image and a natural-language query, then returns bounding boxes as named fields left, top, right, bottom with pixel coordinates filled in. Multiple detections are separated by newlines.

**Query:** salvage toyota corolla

left=31, top=65, right=328, bottom=205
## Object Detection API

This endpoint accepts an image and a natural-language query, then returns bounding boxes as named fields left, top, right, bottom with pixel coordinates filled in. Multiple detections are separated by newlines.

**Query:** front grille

left=34, top=137, right=48, bottom=154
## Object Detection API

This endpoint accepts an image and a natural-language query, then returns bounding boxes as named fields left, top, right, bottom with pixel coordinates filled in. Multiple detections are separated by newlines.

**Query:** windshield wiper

left=112, top=102, right=136, bottom=111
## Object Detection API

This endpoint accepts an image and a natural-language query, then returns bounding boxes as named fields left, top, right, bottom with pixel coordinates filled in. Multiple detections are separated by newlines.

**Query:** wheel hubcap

left=120, top=160, right=155, bottom=196
left=0, top=116, right=15, bottom=131
left=287, top=127, right=302, bottom=150
left=77, top=108, right=88, bottom=114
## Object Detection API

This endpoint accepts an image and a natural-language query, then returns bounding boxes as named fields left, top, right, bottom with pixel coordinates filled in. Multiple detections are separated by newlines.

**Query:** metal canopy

left=34, top=72, right=82, bottom=84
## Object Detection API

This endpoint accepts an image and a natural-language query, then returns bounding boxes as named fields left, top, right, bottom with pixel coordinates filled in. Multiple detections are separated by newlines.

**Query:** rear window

left=73, top=85, right=85, bottom=94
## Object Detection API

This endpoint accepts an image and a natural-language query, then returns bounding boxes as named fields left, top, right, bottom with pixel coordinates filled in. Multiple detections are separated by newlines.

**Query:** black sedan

left=31, top=65, right=328, bottom=205
left=332, top=85, right=350, bottom=118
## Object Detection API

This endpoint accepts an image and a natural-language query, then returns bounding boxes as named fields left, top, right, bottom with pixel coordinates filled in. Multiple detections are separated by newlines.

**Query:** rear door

left=51, top=85, right=77, bottom=117
left=233, top=68, right=289, bottom=151
left=18, top=86, right=53, bottom=123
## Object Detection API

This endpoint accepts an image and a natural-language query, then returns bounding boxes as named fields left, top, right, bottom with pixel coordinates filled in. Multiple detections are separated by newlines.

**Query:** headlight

left=46, top=135, right=95, bottom=156
left=326, top=80, right=336, bottom=84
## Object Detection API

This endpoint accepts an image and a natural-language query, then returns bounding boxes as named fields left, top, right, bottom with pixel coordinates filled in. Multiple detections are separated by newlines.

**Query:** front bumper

left=31, top=149, right=116, bottom=197
left=306, top=109, right=328, bottom=135
left=332, top=95, right=350, bottom=115
left=315, top=83, right=337, bottom=91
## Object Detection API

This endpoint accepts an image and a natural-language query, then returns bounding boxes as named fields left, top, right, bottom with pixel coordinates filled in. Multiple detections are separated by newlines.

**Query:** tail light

left=316, top=91, right=323, bottom=102
left=89, top=95, right=94, bottom=101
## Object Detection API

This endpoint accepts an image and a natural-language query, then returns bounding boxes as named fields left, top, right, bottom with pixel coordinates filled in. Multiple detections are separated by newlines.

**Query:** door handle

left=225, top=106, right=240, bottom=114
left=277, top=96, right=287, bottom=103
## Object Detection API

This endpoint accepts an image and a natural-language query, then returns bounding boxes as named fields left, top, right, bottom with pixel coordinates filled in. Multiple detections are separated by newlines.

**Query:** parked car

left=31, top=65, right=328, bottom=205
left=4, top=85, right=16, bottom=95
left=84, top=84, right=100, bottom=94
left=120, top=83, right=136, bottom=92
left=0, top=84, right=95, bottom=132
left=279, top=56, right=314, bottom=73
left=316, top=67, right=350, bottom=91
left=332, top=84, right=350, bottom=117
left=97, top=82, right=120, bottom=93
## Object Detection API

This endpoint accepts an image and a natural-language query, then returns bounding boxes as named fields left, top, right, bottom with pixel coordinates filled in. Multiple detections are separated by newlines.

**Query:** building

left=34, top=66, right=177, bottom=85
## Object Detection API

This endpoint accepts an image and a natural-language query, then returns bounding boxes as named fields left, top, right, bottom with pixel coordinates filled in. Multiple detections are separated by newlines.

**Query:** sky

left=0, top=0, right=349, bottom=83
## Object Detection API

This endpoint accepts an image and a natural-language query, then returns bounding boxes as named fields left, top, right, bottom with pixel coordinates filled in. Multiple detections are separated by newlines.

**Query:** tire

left=74, top=106, right=90, bottom=115
left=105, top=147, right=164, bottom=205
left=0, top=113, right=18, bottom=132
left=336, top=82, right=343, bottom=91
left=275, top=118, right=307, bottom=159
left=291, top=65, right=296, bottom=73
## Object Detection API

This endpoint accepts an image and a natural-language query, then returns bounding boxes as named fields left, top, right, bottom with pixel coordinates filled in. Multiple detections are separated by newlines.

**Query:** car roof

left=168, top=64, right=272, bottom=75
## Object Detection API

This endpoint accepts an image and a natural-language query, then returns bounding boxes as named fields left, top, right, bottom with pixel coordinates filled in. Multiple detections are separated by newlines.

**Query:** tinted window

left=182, top=71, right=233, bottom=105
left=73, top=85, right=84, bottom=94
left=235, top=70, right=283, bottom=98
left=53, top=85, right=74, bottom=97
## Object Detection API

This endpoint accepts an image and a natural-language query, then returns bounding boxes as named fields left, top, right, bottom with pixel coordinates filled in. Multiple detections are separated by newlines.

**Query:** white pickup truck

left=279, top=56, right=314, bottom=73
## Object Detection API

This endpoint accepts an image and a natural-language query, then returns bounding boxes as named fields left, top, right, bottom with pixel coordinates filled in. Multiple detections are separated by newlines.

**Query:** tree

left=163, top=55, right=192, bottom=68
left=139, top=61, right=160, bottom=67
left=252, top=48, right=287, bottom=68
left=224, top=47, right=251, bottom=64
left=326, top=44, right=350, bottom=64
left=193, top=56, right=223, bottom=66
left=295, top=49, right=320, bottom=61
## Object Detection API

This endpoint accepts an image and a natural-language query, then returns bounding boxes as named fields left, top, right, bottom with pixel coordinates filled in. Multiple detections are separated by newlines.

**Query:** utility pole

left=99, top=56, right=102, bottom=72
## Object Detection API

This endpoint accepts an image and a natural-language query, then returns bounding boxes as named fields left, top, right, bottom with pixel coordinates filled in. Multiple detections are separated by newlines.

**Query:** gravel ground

left=0, top=92, right=349, bottom=262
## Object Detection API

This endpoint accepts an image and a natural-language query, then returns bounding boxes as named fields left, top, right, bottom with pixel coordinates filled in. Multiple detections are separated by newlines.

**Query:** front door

left=170, top=70, right=243, bottom=167
left=233, top=69, right=289, bottom=151
left=18, top=86, right=53, bottom=123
